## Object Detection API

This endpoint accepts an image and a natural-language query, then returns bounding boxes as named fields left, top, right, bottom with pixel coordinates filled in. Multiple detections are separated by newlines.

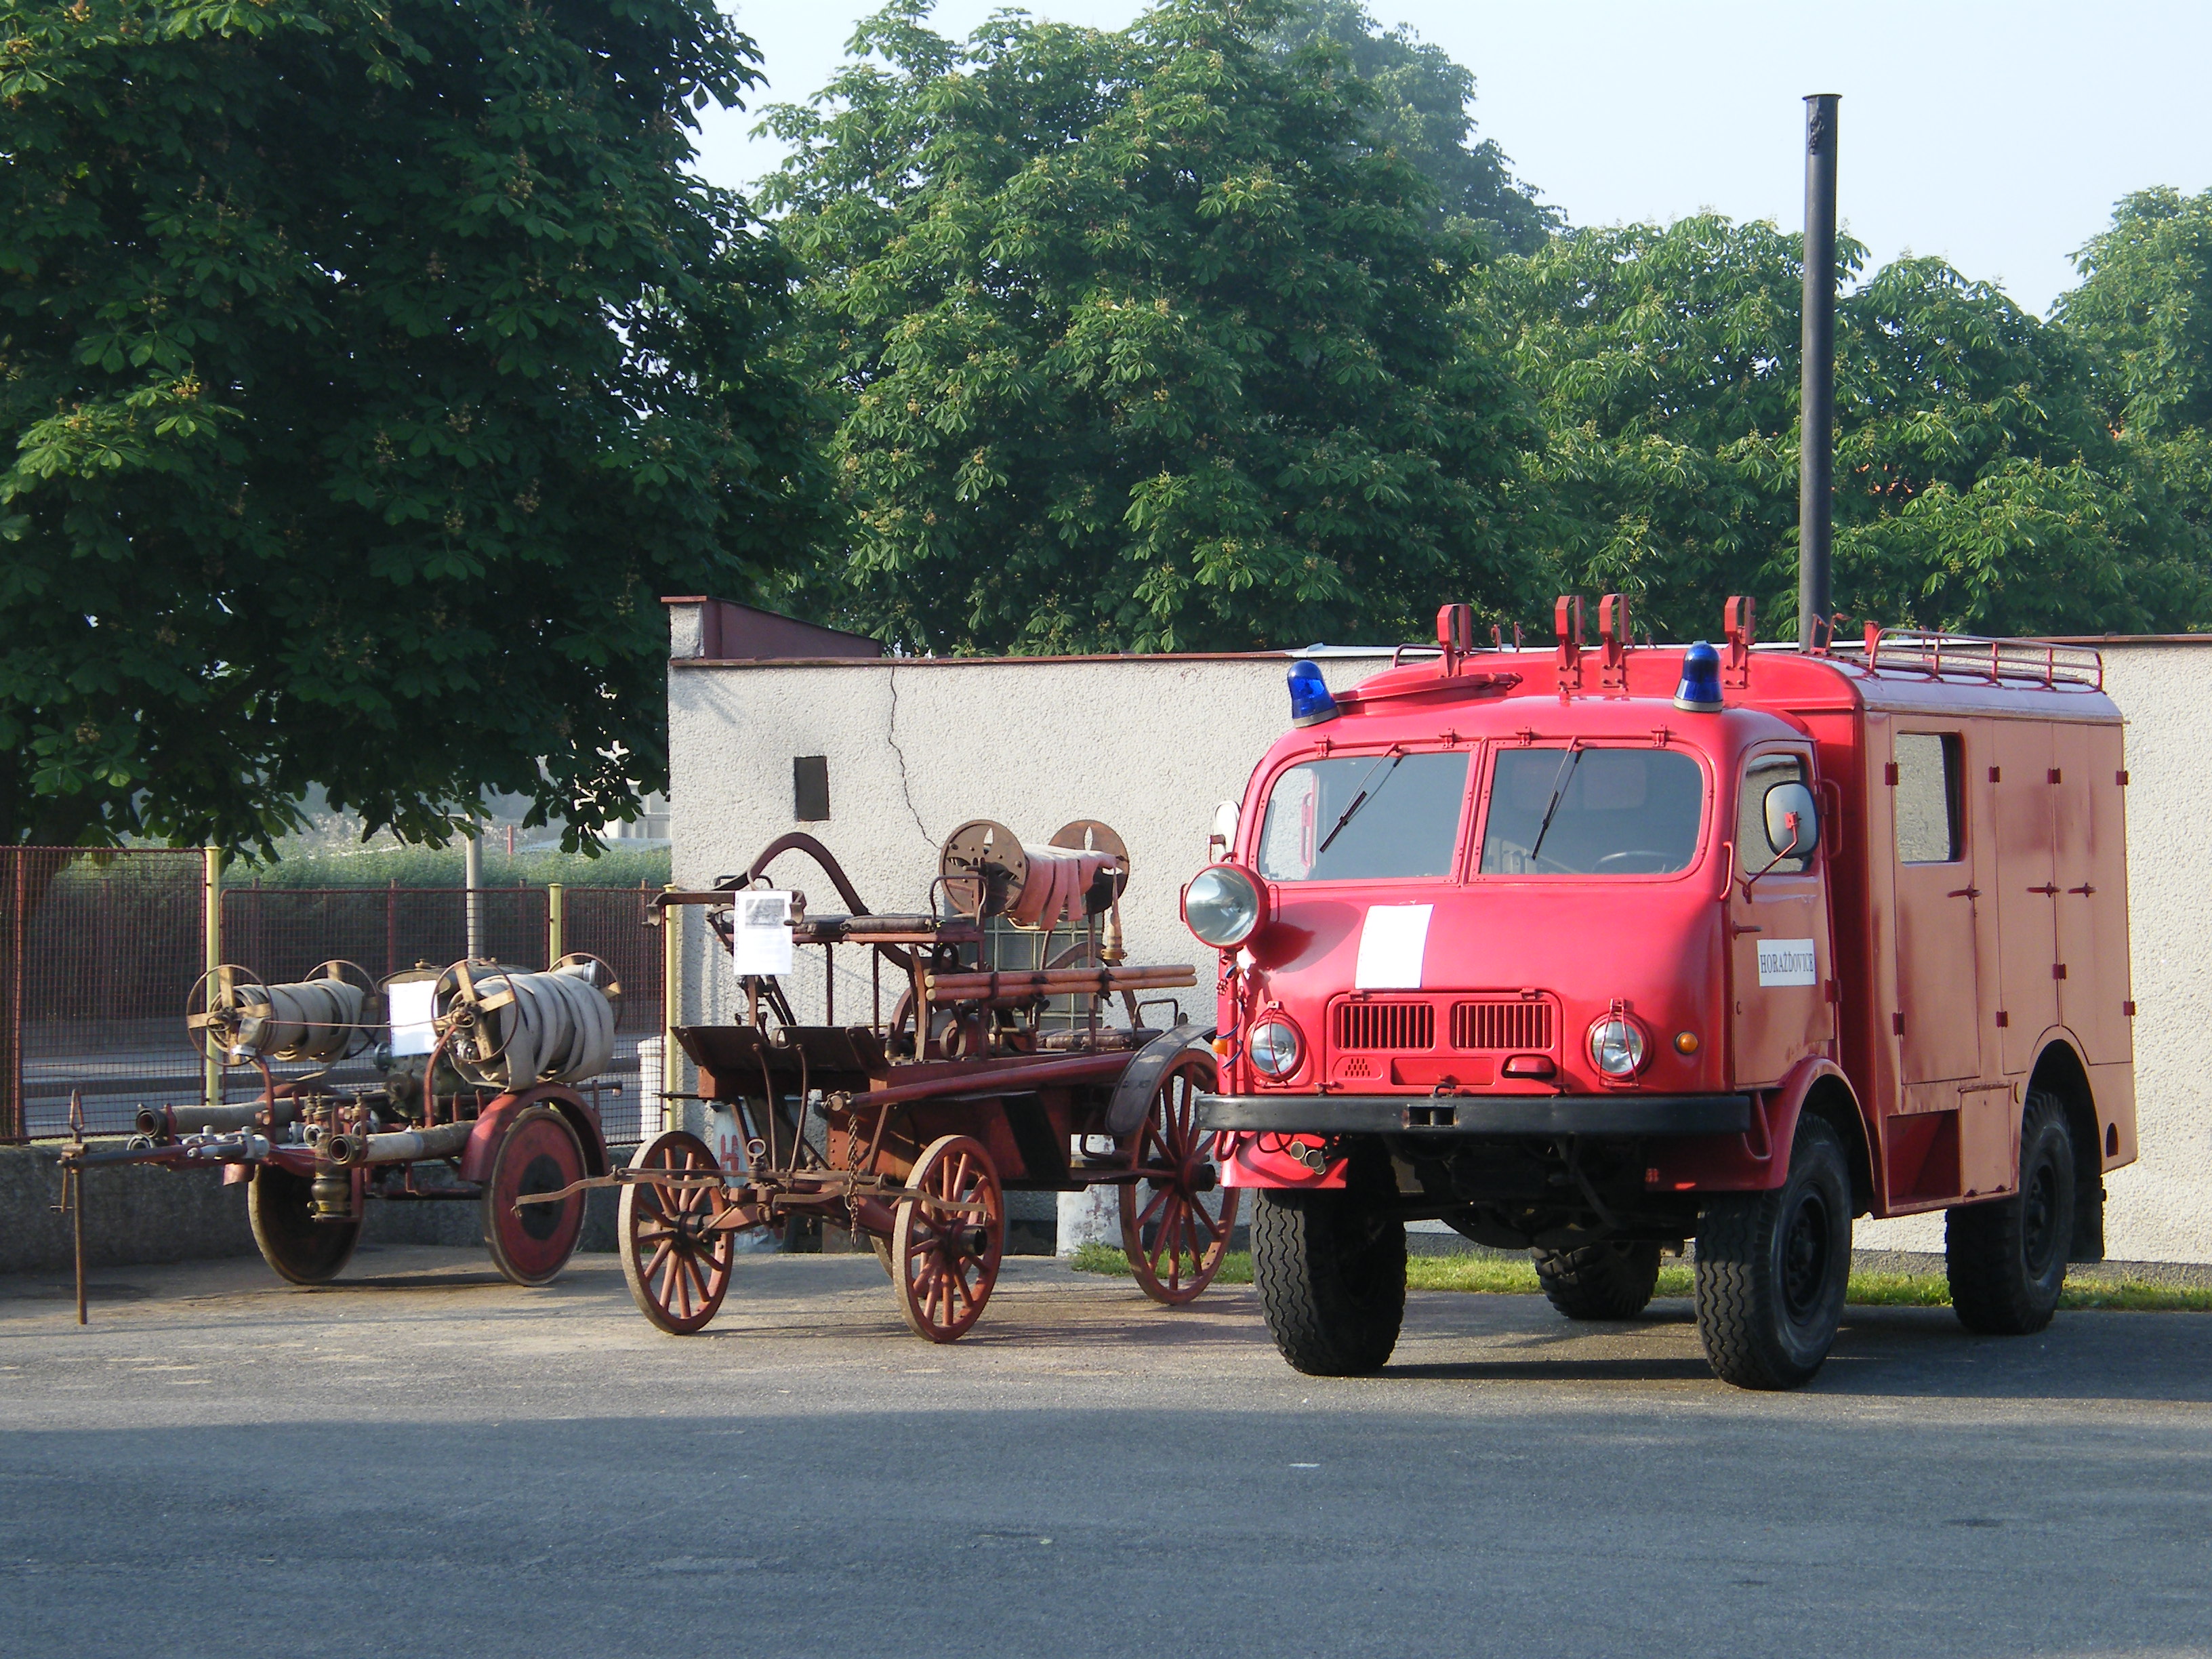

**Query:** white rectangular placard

left=1354, top=904, right=1433, bottom=989
left=1757, top=938, right=1818, bottom=987
left=731, top=890, right=795, bottom=977
left=386, top=979, right=438, bottom=1057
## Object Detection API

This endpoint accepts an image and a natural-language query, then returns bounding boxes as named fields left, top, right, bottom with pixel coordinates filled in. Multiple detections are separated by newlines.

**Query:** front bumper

left=1195, top=1092, right=1753, bottom=1137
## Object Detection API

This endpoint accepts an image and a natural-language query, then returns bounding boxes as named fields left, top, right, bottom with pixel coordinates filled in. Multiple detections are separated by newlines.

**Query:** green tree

left=0, top=0, right=824, bottom=852
left=761, top=0, right=1539, bottom=654
left=1490, top=215, right=2203, bottom=639
left=1266, top=0, right=1557, bottom=255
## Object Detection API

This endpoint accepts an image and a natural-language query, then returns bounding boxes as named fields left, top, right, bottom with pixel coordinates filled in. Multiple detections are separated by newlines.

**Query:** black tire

left=1532, top=1240, right=1662, bottom=1321
left=1946, top=1088, right=2074, bottom=1335
left=249, top=1166, right=361, bottom=1286
left=1694, top=1114, right=1852, bottom=1390
left=1250, top=1187, right=1406, bottom=1376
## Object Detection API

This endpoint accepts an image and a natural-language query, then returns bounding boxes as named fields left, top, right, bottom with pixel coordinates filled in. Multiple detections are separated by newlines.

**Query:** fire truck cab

left=1188, top=598, right=2135, bottom=1389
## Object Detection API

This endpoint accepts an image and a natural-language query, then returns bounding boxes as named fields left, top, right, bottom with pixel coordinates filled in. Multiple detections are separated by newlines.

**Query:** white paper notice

left=1757, top=938, right=1818, bottom=987
left=386, top=979, right=439, bottom=1057
left=731, top=890, right=795, bottom=977
left=1354, top=905, right=1433, bottom=989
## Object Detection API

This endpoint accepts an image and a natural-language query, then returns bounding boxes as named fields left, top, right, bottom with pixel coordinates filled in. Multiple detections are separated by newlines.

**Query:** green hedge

left=222, top=843, right=670, bottom=890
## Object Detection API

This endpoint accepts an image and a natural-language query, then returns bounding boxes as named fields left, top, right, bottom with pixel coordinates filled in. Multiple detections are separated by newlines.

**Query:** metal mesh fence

left=2, top=853, right=661, bottom=1144
left=558, top=884, right=663, bottom=1144
left=2, top=848, right=209, bottom=1139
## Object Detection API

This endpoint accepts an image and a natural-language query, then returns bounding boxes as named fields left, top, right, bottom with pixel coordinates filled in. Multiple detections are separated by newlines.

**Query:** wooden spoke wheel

left=892, top=1135, right=1004, bottom=1343
left=1118, top=1050, right=1239, bottom=1305
left=619, top=1131, right=735, bottom=1335
left=483, top=1103, right=588, bottom=1287
left=249, top=1165, right=361, bottom=1286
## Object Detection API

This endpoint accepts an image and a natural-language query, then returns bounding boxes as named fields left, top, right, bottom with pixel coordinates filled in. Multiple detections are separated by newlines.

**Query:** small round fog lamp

left=1248, top=1019, right=1302, bottom=1080
left=1588, top=1015, right=1648, bottom=1078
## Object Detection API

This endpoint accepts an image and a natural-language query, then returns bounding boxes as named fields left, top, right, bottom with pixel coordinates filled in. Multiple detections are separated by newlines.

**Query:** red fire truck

left=1187, top=598, right=2135, bottom=1389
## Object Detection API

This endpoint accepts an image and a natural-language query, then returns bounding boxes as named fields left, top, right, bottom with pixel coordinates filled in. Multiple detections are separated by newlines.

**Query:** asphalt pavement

left=3, top=1246, right=2208, bottom=1658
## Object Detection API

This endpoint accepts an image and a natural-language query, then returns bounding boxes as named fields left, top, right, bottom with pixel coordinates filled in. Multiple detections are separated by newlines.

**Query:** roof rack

left=1841, top=627, right=2103, bottom=691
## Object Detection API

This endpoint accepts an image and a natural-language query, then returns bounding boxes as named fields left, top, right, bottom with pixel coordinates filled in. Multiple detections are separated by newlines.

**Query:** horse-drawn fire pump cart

left=54, top=954, right=621, bottom=1319
left=538, top=820, right=1237, bottom=1343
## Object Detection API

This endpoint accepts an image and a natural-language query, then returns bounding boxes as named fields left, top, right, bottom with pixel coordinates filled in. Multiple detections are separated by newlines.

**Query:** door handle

left=2067, top=884, right=2095, bottom=895
left=1731, top=924, right=1763, bottom=937
left=2028, top=884, right=2060, bottom=896
left=1946, top=887, right=1980, bottom=899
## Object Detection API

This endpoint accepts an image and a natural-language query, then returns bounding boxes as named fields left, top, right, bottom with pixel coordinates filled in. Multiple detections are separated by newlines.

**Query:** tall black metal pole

left=1799, top=93, right=1839, bottom=648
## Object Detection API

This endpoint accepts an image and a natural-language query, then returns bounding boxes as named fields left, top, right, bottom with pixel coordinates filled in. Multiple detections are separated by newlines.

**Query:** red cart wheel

left=249, top=1165, right=361, bottom=1285
left=619, top=1130, right=735, bottom=1334
left=483, top=1104, right=587, bottom=1286
left=1118, top=1050, right=1240, bottom=1305
left=892, top=1134, right=1003, bottom=1343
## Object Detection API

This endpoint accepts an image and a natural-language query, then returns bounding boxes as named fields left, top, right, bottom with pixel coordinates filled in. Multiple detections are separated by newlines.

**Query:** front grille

left=1334, top=1001, right=1434, bottom=1051
left=1450, top=999, right=1553, bottom=1052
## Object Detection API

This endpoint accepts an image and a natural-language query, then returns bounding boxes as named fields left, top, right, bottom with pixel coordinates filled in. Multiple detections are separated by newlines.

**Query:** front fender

left=1643, top=1057, right=1854, bottom=1194
left=459, top=1083, right=609, bottom=1183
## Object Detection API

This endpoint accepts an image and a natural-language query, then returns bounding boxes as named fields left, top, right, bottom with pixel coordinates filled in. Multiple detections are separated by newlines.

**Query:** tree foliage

left=1265, top=0, right=1556, bottom=256
left=760, top=0, right=1539, bottom=654
left=0, top=0, right=823, bottom=851
left=1491, top=215, right=2207, bottom=640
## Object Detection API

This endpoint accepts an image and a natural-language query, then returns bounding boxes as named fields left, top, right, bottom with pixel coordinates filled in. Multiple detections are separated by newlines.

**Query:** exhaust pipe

left=1799, top=92, right=1839, bottom=647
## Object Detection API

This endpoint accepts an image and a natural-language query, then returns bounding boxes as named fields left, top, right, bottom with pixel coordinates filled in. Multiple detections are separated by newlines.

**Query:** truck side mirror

left=1764, top=781, right=1819, bottom=857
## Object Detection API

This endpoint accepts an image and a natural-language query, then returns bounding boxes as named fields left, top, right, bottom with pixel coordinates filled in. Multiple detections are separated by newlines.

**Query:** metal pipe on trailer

left=323, top=1120, right=476, bottom=1168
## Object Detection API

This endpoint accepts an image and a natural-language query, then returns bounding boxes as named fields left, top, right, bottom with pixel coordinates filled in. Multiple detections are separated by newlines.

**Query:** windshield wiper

left=1523, top=743, right=1584, bottom=868
left=1316, top=750, right=1404, bottom=857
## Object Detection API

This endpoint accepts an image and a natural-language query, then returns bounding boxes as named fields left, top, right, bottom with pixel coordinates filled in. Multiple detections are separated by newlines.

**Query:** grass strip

left=1065, top=1244, right=2212, bottom=1311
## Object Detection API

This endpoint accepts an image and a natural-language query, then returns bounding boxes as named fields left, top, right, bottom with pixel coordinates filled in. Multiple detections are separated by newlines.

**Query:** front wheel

left=1250, top=1186, right=1406, bottom=1376
left=482, top=1104, right=587, bottom=1287
left=1694, top=1114, right=1852, bottom=1390
left=1946, top=1088, right=2074, bottom=1335
left=1118, top=1050, right=1240, bottom=1305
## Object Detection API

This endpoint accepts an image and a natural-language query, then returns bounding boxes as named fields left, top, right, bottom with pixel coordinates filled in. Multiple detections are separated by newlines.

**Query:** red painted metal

left=1203, top=598, right=2139, bottom=1231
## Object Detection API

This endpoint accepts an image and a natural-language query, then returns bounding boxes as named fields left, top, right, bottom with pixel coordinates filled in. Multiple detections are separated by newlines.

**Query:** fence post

left=203, top=846, right=223, bottom=1110
left=546, top=882, right=564, bottom=964
left=661, top=883, right=680, bottom=1124
left=4, top=849, right=21, bottom=1139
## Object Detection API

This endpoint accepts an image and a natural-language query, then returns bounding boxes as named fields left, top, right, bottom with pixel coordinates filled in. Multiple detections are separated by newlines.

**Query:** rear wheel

left=1250, top=1184, right=1406, bottom=1376
left=1694, top=1115, right=1852, bottom=1390
left=249, top=1166, right=361, bottom=1286
left=482, top=1104, right=587, bottom=1287
left=1946, top=1088, right=2074, bottom=1335
left=1532, top=1240, right=1662, bottom=1321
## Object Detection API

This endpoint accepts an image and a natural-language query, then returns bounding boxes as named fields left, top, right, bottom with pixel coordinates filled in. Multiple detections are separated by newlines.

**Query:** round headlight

left=1185, top=864, right=1263, bottom=949
left=1248, top=1019, right=1302, bottom=1080
left=1588, top=1016, right=1647, bottom=1078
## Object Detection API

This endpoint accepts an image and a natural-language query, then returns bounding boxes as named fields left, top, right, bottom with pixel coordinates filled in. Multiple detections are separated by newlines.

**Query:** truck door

left=2052, top=722, right=2133, bottom=1064
left=1726, top=747, right=1836, bottom=1088
left=1990, top=721, right=2060, bottom=1076
left=1889, top=730, right=1984, bottom=1082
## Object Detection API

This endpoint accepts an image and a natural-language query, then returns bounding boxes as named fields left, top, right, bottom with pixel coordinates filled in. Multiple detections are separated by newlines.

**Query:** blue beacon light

left=1674, top=640, right=1724, bottom=713
left=1288, top=659, right=1340, bottom=727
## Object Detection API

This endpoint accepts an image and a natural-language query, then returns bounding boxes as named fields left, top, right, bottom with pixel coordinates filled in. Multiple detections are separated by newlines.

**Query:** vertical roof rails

left=1845, top=626, right=2104, bottom=691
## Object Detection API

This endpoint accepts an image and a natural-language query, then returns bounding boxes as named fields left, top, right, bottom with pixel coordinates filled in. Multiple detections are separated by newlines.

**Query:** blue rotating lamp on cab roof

left=1287, top=659, right=1339, bottom=727
left=1674, top=640, right=1725, bottom=713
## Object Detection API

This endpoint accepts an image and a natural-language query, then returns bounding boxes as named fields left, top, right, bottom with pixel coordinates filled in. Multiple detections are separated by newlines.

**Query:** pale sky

left=693, top=0, right=2212, bottom=318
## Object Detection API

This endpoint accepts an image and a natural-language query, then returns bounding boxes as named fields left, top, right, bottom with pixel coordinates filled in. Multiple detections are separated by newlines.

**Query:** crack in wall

left=884, top=664, right=934, bottom=852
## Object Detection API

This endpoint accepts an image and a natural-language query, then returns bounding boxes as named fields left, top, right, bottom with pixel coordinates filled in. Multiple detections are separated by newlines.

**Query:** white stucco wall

left=669, top=626, right=2212, bottom=1265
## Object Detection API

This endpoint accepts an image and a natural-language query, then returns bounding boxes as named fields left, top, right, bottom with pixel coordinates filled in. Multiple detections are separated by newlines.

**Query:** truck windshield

left=1257, top=751, right=1471, bottom=881
left=1478, top=747, right=1705, bottom=875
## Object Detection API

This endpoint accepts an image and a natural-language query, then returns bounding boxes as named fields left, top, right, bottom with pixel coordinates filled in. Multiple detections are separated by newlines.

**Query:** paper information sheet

left=731, top=890, right=795, bottom=977
left=386, top=979, right=439, bottom=1057
left=1354, top=904, right=1433, bottom=989
left=1757, top=938, right=1818, bottom=987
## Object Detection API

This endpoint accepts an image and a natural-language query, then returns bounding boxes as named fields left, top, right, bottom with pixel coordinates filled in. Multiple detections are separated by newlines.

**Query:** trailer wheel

left=893, top=1134, right=1004, bottom=1343
left=619, top=1130, right=735, bottom=1334
left=483, top=1105, right=587, bottom=1287
left=1694, top=1114, right=1851, bottom=1389
left=1531, top=1240, right=1662, bottom=1321
left=1118, top=1051, right=1241, bottom=1305
left=1946, top=1088, right=2074, bottom=1335
left=249, top=1166, right=361, bottom=1286
left=1250, top=1187, right=1406, bottom=1376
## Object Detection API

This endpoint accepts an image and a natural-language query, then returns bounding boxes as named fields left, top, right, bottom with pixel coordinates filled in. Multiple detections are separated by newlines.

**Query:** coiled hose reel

left=433, top=954, right=621, bottom=1089
left=186, top=961, right=375, bottom=1066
